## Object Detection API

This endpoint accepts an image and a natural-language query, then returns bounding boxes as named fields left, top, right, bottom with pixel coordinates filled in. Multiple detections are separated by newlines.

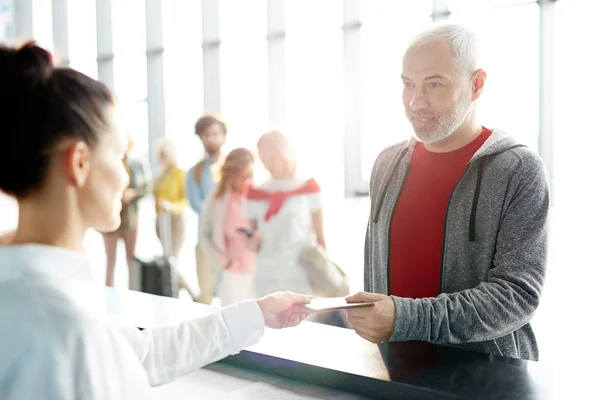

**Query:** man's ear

left=471, top=69, right=487, bottom=101
left=64, top=141, right=92, bottom=189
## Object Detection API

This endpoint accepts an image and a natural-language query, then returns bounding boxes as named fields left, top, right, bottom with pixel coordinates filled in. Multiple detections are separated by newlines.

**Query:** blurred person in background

left=102, top=137, right=151, bottom=288
left=0, top=42, right=312, bottom=399
left=153, top=138, right=195, bottom=299
left=246, top=130, right=326, bottom=297
left=186, top=113, right=227, bottom=304
left=200, top=148, right=256, bottom=306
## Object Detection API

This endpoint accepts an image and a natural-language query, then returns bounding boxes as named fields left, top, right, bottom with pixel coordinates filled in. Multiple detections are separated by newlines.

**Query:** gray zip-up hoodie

left=364, top=129, right=549, bottom=361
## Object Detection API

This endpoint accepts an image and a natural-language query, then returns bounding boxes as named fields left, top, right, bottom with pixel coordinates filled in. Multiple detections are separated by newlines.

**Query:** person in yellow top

left=153, top=138, right=195, bottom=298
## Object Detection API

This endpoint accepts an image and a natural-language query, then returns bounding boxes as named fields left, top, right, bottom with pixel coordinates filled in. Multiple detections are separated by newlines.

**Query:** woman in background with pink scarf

left=199, top=148, right=256, bottom=306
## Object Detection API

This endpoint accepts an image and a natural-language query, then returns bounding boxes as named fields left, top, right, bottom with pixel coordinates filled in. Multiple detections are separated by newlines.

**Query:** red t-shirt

left=389, top=128, right=492, bottom=299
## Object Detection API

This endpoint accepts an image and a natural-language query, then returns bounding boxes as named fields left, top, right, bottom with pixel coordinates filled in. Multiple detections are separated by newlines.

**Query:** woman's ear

left=64, top=141, right=92, bottom=188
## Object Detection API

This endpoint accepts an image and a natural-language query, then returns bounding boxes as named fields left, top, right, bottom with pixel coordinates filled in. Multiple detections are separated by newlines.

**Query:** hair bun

left=0, top=41, right=54, bottom=89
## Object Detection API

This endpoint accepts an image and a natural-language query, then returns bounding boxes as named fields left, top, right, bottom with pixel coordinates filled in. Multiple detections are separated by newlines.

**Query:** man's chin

left=412, top=130, right=436, bottom=144
left=412, top=128, right=451, bottom=145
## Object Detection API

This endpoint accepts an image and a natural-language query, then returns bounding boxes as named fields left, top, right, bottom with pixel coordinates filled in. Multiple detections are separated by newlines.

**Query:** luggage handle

left=158, top=211, right=173, bottom=258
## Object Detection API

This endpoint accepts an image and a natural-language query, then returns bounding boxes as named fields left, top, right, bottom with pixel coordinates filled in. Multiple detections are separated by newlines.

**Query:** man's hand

left=256, top=292, right=312, bottom=329
left=345, top=292, right=396, bottom=343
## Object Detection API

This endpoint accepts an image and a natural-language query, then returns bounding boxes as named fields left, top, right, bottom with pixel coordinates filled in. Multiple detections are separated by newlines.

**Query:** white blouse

left=0, top=244, right=265, bottom=399
left=245, top=178, right=323, bottom=296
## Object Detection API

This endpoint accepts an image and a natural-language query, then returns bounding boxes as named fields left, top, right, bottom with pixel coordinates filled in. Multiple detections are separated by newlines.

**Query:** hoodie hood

left=404, top=128, right=523, bottom=162
left=372, top=128, right=526, bottom=225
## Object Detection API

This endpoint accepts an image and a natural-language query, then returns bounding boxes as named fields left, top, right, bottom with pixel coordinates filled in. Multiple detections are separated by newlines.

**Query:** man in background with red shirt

left=346, top=24, right=549, bottom=361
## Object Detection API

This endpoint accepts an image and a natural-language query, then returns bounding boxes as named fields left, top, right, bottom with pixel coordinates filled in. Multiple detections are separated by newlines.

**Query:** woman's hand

left=158, top=199, right=173, bottom=212
left=245, top=231, right=262, bottom=252
left=256, top=292, right=313, bottom=329
left=224, top=260, right=234, bottom=270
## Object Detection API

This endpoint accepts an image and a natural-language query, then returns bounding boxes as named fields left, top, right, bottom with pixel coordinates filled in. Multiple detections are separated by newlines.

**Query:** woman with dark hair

left=0, top=42, right=311, bottom=399
left=199, top=148, right=256, bottom=306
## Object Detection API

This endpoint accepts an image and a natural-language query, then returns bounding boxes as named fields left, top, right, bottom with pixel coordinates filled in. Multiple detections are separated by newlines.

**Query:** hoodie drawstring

left=373, top=148, right=407, bottom=224
left=469, top=157, right=487, bottom=242
left=374, top=143, right=526, bottom=243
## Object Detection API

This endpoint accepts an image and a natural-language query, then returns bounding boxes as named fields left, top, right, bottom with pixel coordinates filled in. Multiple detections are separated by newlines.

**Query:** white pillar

left=343, top=0, right=362, bottom=197
left=95, top=0, right=114, bottom=89
left=51, top=0, right=68, bottom=65
left=267, top=0, right=285, bottom=127
left=0, top=0, right=16, bottom=43
left=13, top=0, right=33, bottom=40
left=146, top=0, right=166, bottom=171
left=202, top=0, right=220, bottom=112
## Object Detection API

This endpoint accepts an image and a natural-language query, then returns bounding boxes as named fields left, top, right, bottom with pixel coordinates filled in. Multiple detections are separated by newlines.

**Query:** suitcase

left=134, top=212, right=179, bottom=297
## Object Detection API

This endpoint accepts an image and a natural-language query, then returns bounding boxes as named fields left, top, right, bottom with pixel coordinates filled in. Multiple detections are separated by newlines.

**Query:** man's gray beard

left=412, top=94, right=471, bottom=144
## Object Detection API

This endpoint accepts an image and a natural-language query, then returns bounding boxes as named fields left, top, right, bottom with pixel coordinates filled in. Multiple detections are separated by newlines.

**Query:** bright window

left=450, top=4, right=540, bottom=149
left=0, top=0, right=16, bottom=43
left=163, top=0, right=204, bottom=169
left=111, top=0, right=148, bottom=161
left=32, top=0, right=53, bottom=51
left=285, top=0, right=344, bottom=200
left=112, top=0, right=146, bottom=102
left=360, top=2, right=432, bottom=183
left=553, top=0, right=600, bottom=208
left=220, top=0, right=268, bottom=153
left=448, top=0, right=536, bottom=12
left=67, top=0, right=97, bottom=78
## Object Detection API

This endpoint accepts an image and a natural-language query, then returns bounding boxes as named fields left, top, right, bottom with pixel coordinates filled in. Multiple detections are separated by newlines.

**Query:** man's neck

left=207, top=151, right=221, bottom=161
left=424, top=119, right=482, bottom=153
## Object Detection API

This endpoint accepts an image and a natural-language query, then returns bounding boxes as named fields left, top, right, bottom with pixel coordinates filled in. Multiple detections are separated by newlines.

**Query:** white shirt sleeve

left=117, top=299, right=265, bottom=386
left=1, top=318, right=150, bottom=400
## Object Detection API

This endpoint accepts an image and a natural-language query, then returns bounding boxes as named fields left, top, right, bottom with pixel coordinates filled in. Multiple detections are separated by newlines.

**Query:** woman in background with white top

left=0, top=42, right=311, bottom=399
left=200, top=148, right=256, bottom=306
left=246, top=130, right=327, bottom=297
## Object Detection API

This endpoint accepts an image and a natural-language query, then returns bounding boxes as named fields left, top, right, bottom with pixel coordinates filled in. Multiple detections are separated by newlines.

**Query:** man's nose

left=409, top=87, right=428, bottom=111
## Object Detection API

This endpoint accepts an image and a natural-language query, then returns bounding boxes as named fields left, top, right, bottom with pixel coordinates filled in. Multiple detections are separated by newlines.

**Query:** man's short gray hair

left=406, top=23, right=480, bottom=75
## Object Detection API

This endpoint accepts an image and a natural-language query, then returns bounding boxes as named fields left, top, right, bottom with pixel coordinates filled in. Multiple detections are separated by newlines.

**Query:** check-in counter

left=103, top=287, right=589, bottom=400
